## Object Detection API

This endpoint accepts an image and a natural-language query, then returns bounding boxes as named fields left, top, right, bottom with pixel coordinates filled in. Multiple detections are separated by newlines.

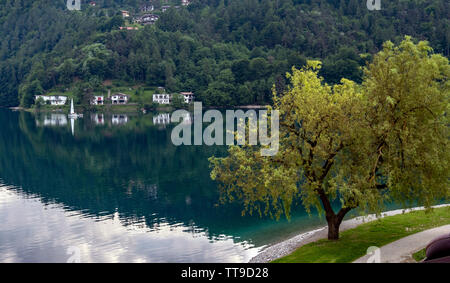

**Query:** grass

left=273, top=206, right=450, bottom=263
left=39, top=81, right=186, bottom=111
left=412, top=248, right=427, bottom=262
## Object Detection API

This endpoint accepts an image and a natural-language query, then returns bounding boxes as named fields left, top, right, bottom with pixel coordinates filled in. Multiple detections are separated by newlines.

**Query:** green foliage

left=412, top=248, right=427, bottom=262
left=171, top=93, right=186, bottom=108
left=19, top=80, right=43, bottom=108
left=0, top=0, right=448, bottom=107
left=210, top=38, right=449, bottom=239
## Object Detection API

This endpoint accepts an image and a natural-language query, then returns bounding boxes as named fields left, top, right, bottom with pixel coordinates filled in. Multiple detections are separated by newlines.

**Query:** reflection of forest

left=1, top=109, right=262, bottom=239
left=1, top=109, right=332, bottom=247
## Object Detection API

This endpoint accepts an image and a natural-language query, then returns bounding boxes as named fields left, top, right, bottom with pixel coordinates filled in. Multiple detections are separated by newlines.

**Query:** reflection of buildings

left=181, top=0, right=191, bottom=6
left=153, top=113, right=192, bottom=125
left=112, top=114, right=128, bottom=125
left=181, top=112, right=193, bottom=124
left=35, top=95, right=67, bottom=106
left=36, top=113, right=68, bottom=126
left=153, top=113, right=171, bottom=125
left=91, top=113, right=105, bottom=125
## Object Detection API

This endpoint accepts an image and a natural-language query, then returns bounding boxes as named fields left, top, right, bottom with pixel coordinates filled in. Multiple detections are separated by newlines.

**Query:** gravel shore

left=249, top=204, right=450, bottom=263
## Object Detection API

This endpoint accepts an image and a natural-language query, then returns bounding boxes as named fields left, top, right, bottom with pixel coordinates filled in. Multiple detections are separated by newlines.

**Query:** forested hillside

left=0, top=0, right=448, bottom=107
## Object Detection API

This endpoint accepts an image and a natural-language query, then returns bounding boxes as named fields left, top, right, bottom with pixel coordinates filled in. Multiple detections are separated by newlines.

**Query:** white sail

left=70, top=99, right=75, bottom=115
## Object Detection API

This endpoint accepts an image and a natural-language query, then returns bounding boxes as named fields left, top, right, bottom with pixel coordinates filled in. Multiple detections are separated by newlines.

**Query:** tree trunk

left=326, top=215, right=340, bottom=240
left=318, top=189, right=353, bottom=240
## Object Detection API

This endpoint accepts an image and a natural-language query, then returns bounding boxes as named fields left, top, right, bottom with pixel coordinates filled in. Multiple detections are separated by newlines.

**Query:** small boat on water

left=67, top=99, right=83, bottom=119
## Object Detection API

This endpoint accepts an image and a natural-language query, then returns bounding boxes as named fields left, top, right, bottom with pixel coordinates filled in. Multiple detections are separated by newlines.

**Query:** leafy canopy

left=210, top=38, right=449, bottom=221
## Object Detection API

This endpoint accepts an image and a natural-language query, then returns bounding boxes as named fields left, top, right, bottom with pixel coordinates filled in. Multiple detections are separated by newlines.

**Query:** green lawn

left=273, top=206, right=450, bottom=263
left=43, top=82, right=160, bottom=106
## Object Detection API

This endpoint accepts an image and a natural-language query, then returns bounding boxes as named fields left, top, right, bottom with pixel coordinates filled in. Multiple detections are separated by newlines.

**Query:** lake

left=0, top=108, right=329, bottom=263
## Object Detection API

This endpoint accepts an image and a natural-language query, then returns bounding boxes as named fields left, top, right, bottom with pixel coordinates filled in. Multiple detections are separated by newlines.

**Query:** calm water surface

left=0, top=109, right=328, bottom=263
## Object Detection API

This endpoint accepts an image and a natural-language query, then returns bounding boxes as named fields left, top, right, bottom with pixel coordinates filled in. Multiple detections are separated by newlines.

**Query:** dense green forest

left=0, top=0, right=448, bottom=107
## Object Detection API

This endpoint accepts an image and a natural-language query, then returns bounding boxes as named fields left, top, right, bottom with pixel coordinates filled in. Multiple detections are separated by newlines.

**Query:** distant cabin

left=161, top=6, right=171, bottom=12
left=153, top=113, right=171, bottom=125
left=121, top=10, right=130, bottom=18
left=91, top=96, right=104, bottom=105
left=35, top=95, right=68, bottom=106
left=180, top=92, right=195, bottom=104
left=134, top=14, right=159, bottom=25
left=181, top=0, right=191, bottom=6
left=111, top=94, right=129, bottom=104
left=153, top=94, right=171, bottom=105
left=140, top=4, right=154, bottom=12
left=89, top=1, right=96, bottom=6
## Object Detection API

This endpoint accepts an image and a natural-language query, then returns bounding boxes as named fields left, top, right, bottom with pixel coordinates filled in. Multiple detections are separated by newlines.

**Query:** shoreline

left=249, top=204, right=450, bottom=263
left=7, top=104, right=268, bottom=113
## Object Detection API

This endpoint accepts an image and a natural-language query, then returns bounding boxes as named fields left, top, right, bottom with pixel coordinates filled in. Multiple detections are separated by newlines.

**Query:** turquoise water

left=0, top=109, right=330, bottom=263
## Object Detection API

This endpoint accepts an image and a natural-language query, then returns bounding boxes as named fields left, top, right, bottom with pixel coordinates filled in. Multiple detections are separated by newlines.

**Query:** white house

left=91, top=96, right=104, bottom=105
left=121, top=10, right=130, bottom=18
left=111, top=94, right=129, bottom=104
left=134, top=13, right=159, bottom=25
left=35, top=95, right=68, bottom=106
left=153, top=94, right=171, bottom=104
left=180, top=92, right=195, bottom=104
left=181, top=0, right=191, bottom=6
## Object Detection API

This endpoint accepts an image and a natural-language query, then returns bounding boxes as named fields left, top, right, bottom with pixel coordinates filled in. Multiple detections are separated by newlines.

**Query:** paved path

left=354, top=224, right=450, bottom=263
left=249, top=204, right=450, bottom=263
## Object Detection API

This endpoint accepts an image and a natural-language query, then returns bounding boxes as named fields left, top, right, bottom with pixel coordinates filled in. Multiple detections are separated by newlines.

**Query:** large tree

left=210, top=38, right=449, bottom=240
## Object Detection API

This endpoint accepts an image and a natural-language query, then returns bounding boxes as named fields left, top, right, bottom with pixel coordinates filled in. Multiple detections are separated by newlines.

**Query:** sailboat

left=67, top=99, right=83, bottom=119
left=68, top=98, right=82, bottom=136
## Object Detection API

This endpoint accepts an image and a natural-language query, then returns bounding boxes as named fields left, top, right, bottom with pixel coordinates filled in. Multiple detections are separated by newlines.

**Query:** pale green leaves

left=210, top=37, right=449, bottom=221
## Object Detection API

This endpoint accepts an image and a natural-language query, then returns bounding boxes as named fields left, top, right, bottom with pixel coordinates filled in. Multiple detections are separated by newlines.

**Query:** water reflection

left=153, top=113, right=171, bottom=125
left=112, top=114, right=129, bottom=125
left=0, top=186, right=259, bottom=263
left=91, top=113, right=105, bottom=125
left=153, top=113, right=193, bottom=126
left=0, top=109, right=327, bottom=263
left=36, top=113, right=68, bottom=127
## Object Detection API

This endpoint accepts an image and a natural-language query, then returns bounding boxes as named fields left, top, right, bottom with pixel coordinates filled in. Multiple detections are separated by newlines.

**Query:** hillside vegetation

left=0, top=0, right=448, bottom=107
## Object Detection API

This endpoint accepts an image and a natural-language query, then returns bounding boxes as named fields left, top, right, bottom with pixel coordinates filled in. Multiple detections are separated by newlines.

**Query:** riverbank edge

left=249, top=204, right=450, bottom=263
left=7, top=104, right=269, bottom=114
